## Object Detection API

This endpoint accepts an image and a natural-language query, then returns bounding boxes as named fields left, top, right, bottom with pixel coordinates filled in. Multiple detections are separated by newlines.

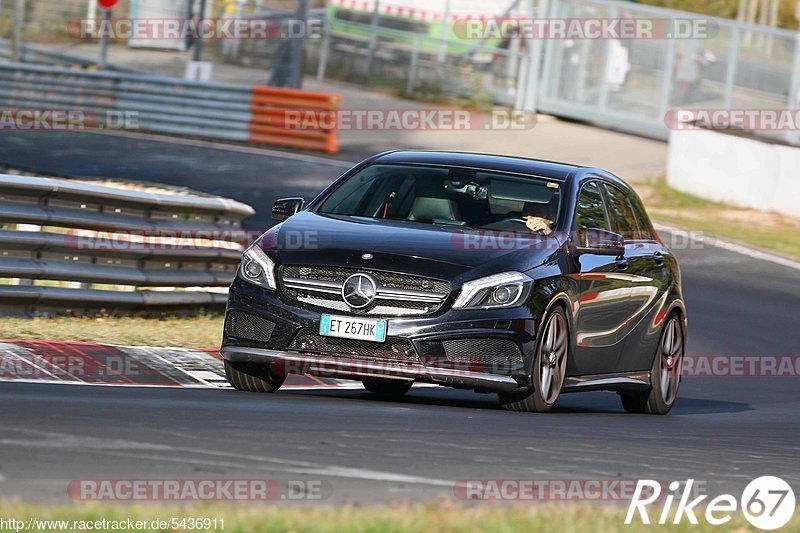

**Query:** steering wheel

left=481, top=218, right=530, bottom=231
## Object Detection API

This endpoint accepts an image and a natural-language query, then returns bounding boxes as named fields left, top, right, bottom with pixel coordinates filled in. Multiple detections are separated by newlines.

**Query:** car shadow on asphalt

left=284, top=389, right=752, bottom=415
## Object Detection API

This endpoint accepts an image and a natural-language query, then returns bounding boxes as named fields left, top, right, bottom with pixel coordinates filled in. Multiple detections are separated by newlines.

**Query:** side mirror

left=272, top=197, right=305, bottom=222
left=573, top=228, right=625, bottom=256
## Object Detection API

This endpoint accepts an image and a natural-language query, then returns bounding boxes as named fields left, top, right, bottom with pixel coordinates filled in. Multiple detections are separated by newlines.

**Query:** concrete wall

left=667, top=129, right=800, bottom=218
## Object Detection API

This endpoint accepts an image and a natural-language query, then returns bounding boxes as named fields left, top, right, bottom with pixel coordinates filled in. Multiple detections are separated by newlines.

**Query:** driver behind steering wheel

left=522, top=198, right=558, bottom=235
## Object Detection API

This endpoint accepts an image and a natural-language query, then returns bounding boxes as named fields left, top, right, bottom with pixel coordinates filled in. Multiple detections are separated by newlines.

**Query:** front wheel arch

left=527, top=293, right=575, bottom=378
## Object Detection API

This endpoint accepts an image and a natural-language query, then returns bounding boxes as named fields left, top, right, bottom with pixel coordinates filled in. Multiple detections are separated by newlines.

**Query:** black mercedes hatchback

left=221, top=151, right=687, bottom=414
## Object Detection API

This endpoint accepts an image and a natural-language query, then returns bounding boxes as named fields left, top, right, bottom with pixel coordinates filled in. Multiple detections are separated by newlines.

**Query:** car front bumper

left=221, top=278, right=540, bottom=392
left=220, top=345, right=522, bottom=392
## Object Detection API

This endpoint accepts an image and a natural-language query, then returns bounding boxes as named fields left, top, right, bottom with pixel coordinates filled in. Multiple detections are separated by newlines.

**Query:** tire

left=499, top=306, right=569, bottom=413
left=224, top=360, right=285, bottom=393
left=362, top=378, right=413, bottom=398
left=620, top=313, right=684, bottom=415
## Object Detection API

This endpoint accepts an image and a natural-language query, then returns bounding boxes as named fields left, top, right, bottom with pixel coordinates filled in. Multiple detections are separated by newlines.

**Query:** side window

left=574, top=181, right=609, bottom=232
left=602, top=184, right=638, bottom=241
left=628, top=195, right=656, bottom=241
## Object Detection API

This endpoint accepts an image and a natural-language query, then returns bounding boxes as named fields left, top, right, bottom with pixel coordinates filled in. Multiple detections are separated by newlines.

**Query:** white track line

left=0, top=342, right=72, bottom=382
left=655, top=223, right=800, bottom=272
left=0, top=428, right=454, bottom=488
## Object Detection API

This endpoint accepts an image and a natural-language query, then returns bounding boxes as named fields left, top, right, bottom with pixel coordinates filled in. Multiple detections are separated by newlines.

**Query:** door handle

left=615, top=257, right=629, bottom=270
left=653, top=251, right=665, bottom=265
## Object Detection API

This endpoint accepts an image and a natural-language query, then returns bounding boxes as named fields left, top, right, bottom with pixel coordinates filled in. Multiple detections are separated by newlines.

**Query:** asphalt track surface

left=1, top=133, right=799, bottom=504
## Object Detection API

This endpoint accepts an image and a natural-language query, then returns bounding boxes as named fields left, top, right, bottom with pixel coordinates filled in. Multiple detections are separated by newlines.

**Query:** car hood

left=262, top=211, right=562, bottom=280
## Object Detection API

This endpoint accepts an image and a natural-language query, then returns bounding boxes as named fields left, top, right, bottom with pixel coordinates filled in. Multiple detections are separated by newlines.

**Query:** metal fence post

left=438, top=0, right=450, bottom=64
left=659, top=37, right=676, bottom=118
left=723, top=25, right=740, bottom=109
left=316, top=21, right=331, bottom=81
left=595, top=4, right=618, bottom=112
left=286, top=0, right=310, bottom=88
left=786, top=35, right=800, bottom=144
left=193, top=0, right=208, bottom=61
left=538, top=0, right=561, bottom=107
left=575, top=39, right=590, bottom=103
left=520, top=0, right=549, bottom=112
left=366, top=0, right=380, bottom=78
left=407, top=36, right=419, bottom=96
left=513, top=53, right=529, bottom=110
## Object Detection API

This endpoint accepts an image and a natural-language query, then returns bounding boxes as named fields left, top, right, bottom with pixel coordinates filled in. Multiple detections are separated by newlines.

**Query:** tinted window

left=603, top=184, right=638, bottom=240
left=628, top=194, right=656, bottom=241
left=574, top=181, right=609, bottom=231
left=318, top=164, right=563, bottom=231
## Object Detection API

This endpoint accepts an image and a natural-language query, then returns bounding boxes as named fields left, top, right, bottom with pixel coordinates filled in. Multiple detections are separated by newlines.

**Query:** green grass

left=1, top=501, right=795, bottom=532
left=0, top=316, right=224, bottom=348
left=637, top=180, right=800, bottom=260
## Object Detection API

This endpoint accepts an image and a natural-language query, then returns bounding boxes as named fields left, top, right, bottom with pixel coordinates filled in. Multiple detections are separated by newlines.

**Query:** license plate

left=319, top=314, right=387, bottom=343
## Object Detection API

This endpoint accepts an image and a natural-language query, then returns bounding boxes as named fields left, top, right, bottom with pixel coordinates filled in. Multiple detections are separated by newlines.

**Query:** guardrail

left=0, top=38, right=142, bottom=73
left=0, top=63, right=342, bottom=154
left=0, top=174, right=255, bottom=316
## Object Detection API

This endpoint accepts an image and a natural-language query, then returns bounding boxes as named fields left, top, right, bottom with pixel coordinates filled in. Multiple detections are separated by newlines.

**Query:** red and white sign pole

left=98, top=0, right=118, bottom=69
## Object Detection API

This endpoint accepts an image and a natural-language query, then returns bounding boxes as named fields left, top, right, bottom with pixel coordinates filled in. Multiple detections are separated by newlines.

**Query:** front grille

left=281, top=265, right=450, bottom=316
left=289, top=328, right=420, bottom=363
left=225, top=311, right=276, bottom=342
left=443, top=338, right=523, bottom=366
left=284, top=266, right=450, bottom=294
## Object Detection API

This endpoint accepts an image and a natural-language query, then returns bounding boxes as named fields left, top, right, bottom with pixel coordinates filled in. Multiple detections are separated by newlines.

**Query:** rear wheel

left=499, top=306, right=568, bottom=412
left=224, top=360, right=285, bottom=393
left=362, top=378, right=413, bottom=398
left=620, top=314, right=684, bottom=415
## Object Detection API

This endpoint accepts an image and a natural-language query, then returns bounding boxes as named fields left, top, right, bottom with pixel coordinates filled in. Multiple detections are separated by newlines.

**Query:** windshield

left=318, top=164, right=563, bottom=234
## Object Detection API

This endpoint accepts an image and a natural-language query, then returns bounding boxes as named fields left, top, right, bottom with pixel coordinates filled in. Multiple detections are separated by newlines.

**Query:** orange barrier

left=249, top=86, right=342, bottom=154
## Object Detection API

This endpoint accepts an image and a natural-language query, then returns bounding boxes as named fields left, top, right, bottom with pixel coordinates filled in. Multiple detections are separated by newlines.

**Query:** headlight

left=239, top=244, right=277, bottom=290
left=453, top=271, right=531, bottom=310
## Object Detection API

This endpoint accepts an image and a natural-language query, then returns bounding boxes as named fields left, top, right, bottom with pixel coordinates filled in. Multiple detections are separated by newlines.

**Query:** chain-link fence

left=537, top=0, right=799, bottom=143
left=3, top=0, right=799, bottom=144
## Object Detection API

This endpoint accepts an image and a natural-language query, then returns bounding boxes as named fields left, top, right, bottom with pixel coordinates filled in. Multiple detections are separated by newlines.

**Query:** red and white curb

left=0, top=340, right=362, bottom=390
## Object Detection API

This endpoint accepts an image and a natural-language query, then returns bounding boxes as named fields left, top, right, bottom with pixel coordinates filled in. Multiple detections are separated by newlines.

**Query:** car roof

left=371, top=150, right=583, bottom=182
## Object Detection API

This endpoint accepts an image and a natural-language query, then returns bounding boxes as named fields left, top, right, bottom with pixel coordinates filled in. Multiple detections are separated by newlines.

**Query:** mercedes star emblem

left=342, top=273, right=377, bottom=309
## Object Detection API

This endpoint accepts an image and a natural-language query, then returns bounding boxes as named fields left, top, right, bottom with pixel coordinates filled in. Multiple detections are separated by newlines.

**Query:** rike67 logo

left=626, top=476, right=795, bottom=530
